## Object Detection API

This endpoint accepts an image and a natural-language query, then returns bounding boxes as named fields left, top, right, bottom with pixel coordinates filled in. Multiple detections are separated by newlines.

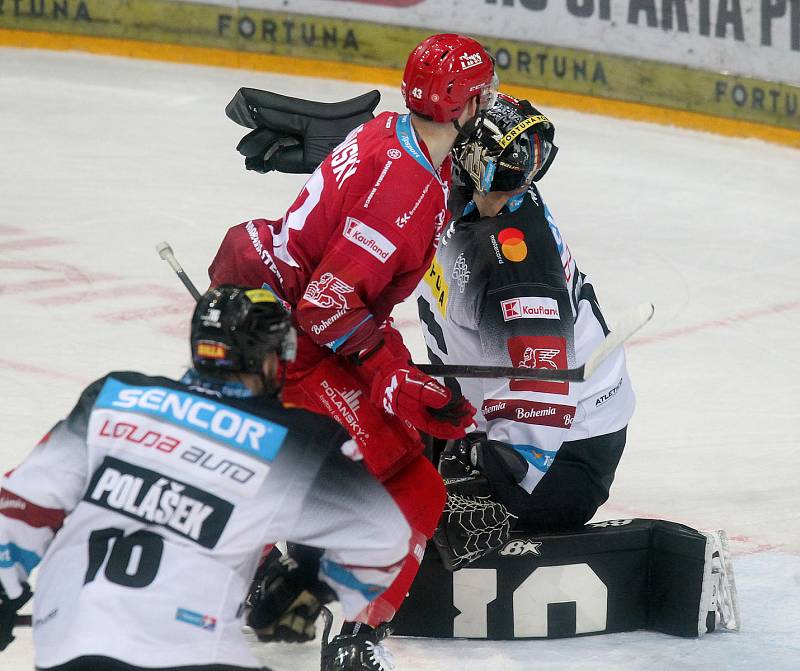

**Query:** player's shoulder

left=358, top=112, right=439, bottom=178
left=62, top=371, right=170, bottom=433
left=237, top=397, right=351, bottom=450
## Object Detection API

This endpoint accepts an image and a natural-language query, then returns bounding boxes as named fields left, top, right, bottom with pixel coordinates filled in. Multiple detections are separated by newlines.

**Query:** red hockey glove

left=361, top=343, right=476, bottom=439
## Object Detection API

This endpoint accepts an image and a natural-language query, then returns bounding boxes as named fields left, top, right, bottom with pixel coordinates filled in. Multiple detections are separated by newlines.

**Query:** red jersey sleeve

left=294, top=154, right=443, bottom=355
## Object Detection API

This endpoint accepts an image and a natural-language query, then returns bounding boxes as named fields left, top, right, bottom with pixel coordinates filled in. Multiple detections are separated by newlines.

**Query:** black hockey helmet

left=454, top=93, right=557, bottom=193
left=191, top=285, right=296, bottom=376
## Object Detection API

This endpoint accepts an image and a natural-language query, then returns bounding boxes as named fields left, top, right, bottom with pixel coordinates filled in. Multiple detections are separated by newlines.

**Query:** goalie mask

left=454, top=94, right=558, bottom=197
left=191, top=285, right=296, bottom=376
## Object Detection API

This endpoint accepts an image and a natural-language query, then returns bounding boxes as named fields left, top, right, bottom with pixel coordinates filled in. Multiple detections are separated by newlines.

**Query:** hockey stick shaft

left=14, top=614, right=31, bottom=627
left=156, top=241, right=202, bottom=302
left=156, top=242, right=654, bottom=384
left=417, top=303, right=654, bottom=382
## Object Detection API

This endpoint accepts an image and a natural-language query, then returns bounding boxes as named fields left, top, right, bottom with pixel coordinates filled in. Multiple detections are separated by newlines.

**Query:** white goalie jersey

left=0, top=372, right=409, bottom=669
left=415, top=185, right=635, bottom=493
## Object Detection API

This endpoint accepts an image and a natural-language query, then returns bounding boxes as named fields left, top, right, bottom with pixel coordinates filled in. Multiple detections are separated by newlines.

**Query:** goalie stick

left=156, top=242, right=653, bottom=383
left=418, top=302, right=655, bottom=382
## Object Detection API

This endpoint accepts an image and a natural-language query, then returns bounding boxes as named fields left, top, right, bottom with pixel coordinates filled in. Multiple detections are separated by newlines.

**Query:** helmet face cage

left=191, top=286, right=295, bottom=376
left=477, top=71, right=500, bottom=113
left=454, top=95, right=556, bottom=194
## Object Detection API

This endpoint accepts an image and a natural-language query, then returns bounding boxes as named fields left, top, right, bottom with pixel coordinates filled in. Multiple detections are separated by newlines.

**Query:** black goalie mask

left=454, top=94, right=558, bottom=194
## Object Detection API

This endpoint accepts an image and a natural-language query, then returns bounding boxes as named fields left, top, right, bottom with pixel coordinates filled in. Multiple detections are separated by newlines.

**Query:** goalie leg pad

left=394, top=518, right=740, bottom=639
left=700, top=530, right=741, bottom=633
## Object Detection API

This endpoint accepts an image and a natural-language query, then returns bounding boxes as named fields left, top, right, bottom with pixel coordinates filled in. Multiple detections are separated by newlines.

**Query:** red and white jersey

left=209, top=112, right=451, bottom=356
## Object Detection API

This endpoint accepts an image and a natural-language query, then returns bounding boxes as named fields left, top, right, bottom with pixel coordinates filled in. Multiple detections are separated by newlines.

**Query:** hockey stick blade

left=416, top=303, right=654, bottom=382
left=156, top=241, right=202, bottom=302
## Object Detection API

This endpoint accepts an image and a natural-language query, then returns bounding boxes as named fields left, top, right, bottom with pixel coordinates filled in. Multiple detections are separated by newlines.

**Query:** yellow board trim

left=2, top=27, right=798, bottom=150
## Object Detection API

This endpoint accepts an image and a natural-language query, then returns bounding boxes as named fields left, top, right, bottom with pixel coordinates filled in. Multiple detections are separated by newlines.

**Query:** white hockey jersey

left=0, top=371, right=409, bottom=669
left=415, top=185, right=635, bottom=494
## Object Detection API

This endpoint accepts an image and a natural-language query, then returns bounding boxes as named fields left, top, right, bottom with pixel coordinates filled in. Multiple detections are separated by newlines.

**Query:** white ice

left=1, top=48, right=798, bottom=670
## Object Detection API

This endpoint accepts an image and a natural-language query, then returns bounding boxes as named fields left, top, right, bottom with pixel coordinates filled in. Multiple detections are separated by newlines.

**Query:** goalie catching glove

left=225, top=87, right=381, bottom=174
left=358, top=342, right=476, bottom=440
left=433, top=434, right=521, bottom=570
left=246, top=546, right=335, bottom=643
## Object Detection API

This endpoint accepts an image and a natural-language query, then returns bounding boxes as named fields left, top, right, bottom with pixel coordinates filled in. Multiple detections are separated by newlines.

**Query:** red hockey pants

left=282, top=335, right=446, bottom=624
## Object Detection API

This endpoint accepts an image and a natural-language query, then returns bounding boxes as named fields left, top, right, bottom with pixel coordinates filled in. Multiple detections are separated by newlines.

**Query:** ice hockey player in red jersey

left=208, top=34, right=497, bottom=670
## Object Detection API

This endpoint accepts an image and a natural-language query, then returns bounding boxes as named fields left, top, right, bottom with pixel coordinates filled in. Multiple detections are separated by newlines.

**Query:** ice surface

left=1, top=47, right=798, bottom=670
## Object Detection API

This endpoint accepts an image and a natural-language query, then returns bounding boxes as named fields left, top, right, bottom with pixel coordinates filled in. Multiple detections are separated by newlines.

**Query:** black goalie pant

left=491, top=426, right=627, bottom=532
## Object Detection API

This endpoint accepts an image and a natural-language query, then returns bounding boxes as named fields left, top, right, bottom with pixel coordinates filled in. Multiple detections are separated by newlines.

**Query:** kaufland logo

left=501, top=297, right=560, bottom=321
left=460, top=52, right=484, bottom=70
left=343, top=217, right=396, bottom=263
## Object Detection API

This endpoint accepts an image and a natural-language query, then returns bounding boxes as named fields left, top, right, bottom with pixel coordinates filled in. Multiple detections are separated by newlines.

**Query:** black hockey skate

left=320, top=609, right=394, bottom=671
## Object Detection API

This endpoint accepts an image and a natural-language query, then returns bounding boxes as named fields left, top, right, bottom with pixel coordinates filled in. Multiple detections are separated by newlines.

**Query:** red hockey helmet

left=402, top=34, right=497, bottom=123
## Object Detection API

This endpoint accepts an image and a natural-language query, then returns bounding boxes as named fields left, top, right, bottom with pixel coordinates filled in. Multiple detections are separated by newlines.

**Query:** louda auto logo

left=499, top=539, right=542, bottom=557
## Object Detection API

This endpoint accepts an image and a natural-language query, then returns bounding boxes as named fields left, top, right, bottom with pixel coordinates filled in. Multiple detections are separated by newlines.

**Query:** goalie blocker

left=392, top=519, right=740, bottom=639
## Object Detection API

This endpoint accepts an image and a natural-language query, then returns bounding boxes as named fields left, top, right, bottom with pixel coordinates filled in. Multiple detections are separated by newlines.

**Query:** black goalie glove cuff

left=225, top=87, right=381, bottom=174
left=440, top=433, right=529, bottom=488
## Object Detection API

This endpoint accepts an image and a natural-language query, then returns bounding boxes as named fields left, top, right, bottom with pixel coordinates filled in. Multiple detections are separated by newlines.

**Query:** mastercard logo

left=498, top=227, right=527, bottom=262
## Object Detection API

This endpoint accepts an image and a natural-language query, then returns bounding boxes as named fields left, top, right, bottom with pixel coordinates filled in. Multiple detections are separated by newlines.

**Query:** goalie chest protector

left=393, top=518, right=711, bottom=639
